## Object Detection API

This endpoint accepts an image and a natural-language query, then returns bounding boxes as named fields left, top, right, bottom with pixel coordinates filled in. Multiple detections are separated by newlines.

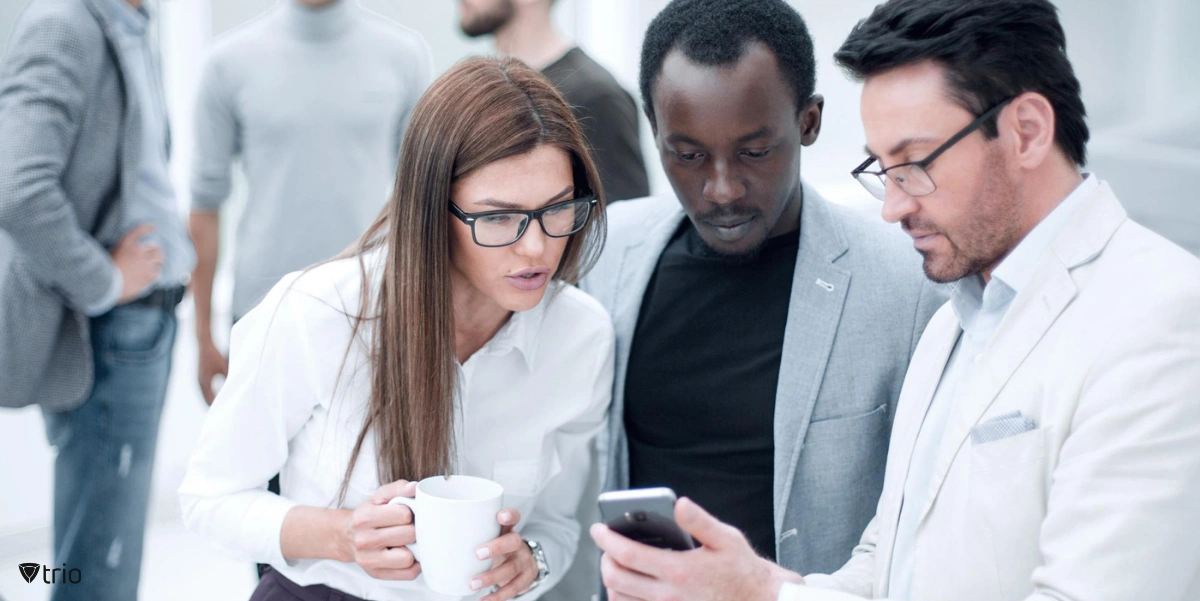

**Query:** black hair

left=835, top=0, right=1088, bottom=166
left=639, top=0, right=816, bottom=129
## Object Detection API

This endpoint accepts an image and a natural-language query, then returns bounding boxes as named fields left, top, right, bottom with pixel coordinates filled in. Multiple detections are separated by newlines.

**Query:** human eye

left=543, top=202, right=572, bottom=216
left=479, top=213, right=518, bottom=225
left=741, top=148, right=771, bottom=159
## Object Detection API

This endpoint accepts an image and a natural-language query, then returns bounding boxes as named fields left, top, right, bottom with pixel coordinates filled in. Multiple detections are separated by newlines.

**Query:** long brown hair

left=336, top=56, right=606, bottom=498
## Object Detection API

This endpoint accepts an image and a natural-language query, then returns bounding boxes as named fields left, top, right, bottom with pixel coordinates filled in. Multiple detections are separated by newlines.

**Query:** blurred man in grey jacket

left=0, top=0, right=192, bottom=598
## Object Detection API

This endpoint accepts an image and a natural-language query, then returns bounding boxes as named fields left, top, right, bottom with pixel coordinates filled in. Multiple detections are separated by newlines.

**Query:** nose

left=513, top=219, right=547, bottom=258
left=702, top=159, right=746, bottom=206
left=880, top=180, right=920, bottom=224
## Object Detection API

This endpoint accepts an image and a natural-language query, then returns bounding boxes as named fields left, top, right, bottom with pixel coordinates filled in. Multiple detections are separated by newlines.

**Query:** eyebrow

left=665, top=127, right=772, bottom=147
left=736, top=127, right=771, bottom=143
left=475, top=185, right=575, bottom=210
left=865, top=137, right=941, bottom=159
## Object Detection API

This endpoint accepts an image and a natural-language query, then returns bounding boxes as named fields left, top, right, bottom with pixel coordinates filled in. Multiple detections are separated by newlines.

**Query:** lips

left=907, top=231, right=942, bottom=251
left=505, top=268, right=550, bottom=291
left=704, top=216, right=755, bottom=243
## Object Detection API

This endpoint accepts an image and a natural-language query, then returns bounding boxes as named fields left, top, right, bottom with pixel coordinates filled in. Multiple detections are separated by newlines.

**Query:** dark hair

left=639, top=0, right=816, bottom=128
left=334, top=56, right=605, bottom=498
left=834, top=0, right=1088, bottom=166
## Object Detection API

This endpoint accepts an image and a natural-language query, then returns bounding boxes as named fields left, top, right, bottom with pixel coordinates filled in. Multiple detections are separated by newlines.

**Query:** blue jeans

left=42, top=302, right=176, bottom=601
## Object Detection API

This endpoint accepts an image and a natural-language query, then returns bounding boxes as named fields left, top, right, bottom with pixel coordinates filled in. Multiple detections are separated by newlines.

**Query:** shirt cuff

left=777, top=581, right=866, bottom=601
left=189, top=187, right=229, bottom=213
left=82, top=263, right=122, bottom=316
left=243, top=492, right=300, bottom=567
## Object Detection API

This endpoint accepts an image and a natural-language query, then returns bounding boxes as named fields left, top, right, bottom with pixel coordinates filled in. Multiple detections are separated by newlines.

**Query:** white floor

left=0, top=522, right=257, bottom=601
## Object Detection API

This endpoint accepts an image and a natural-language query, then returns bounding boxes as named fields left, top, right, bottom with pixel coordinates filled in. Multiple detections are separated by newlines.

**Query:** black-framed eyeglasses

left=449, top=196, right=598, bottom=248
left=851, top=97, right=1015, bottom=201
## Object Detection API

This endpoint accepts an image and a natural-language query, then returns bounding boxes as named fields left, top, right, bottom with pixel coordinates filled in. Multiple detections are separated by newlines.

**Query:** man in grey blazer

left=0, top=0, right=192, bottom=598
left=571, top=1, right=943, bottom=599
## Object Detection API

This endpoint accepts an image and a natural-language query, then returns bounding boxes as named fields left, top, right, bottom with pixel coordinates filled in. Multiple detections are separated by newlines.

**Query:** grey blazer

left=581, top=182, right=945, bottom=575
left=0, top=0, right=149, bottom=410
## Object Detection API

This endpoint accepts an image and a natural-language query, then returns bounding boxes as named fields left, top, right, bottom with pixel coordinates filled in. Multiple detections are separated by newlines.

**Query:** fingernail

left=589, top=523, right=605, bottom=537
left=469, top=579, right=483, bottom=591
left=475, top=547, right=491, bottom=560
left=499, top=511, right=513, bottom=522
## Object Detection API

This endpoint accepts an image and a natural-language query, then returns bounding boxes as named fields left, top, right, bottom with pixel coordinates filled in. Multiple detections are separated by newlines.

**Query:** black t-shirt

left=542, top=47, right=649, bottom=202
left=624, top=220, right=799, bottom=561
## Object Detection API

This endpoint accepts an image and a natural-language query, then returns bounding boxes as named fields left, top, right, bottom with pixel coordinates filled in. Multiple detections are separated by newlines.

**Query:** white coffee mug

left=388, top=475, right=504, bottom=596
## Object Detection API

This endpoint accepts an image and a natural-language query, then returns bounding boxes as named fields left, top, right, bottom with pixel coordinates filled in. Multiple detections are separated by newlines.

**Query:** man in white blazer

left=589, top=1, right=1200, bottom=600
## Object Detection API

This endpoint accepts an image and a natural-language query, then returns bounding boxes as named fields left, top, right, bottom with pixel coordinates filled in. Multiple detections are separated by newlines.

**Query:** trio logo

left=17, top=562, right=82, bottom=584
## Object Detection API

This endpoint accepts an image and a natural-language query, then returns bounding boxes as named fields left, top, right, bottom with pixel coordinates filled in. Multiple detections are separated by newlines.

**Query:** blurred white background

left=1, top=0, right=1197, bottom=599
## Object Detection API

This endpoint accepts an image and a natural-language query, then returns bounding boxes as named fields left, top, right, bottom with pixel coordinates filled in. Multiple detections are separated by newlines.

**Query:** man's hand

left=111, top=224, right=162, bottom=303
left=591, top=497, right=804, bottom=601
left=197, top=339, right=228, bottom=405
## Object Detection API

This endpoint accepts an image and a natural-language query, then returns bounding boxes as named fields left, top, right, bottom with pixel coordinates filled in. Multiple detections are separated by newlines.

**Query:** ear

left=800, top=94, right=824, bottom=146
left=1006, top=92, right=1056, bottom=170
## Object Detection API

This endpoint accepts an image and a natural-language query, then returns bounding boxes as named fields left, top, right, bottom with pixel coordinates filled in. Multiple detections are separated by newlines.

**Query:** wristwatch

left=516, top=538, right=550, bottom=597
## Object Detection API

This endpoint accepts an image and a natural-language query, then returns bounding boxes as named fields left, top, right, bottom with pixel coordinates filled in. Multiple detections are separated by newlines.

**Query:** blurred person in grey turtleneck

left=188, top=0, right=432, bottom=409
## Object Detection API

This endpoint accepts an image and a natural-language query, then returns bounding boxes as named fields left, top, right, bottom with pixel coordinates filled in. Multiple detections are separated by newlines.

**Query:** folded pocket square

left=970, top=411, right=1038, bottom=444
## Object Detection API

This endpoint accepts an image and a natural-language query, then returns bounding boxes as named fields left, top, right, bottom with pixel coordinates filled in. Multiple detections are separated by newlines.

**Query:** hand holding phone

left=597, top=487, right=696, bottom=551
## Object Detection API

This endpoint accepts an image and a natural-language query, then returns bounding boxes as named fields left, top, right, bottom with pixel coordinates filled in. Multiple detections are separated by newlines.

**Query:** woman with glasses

left=179, top=56, right=612, bottom=601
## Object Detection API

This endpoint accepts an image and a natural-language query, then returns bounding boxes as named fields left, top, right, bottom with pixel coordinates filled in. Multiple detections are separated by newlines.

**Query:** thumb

left=373, top=479, right=418, bottom=504
left=675, top=497, right=739, bottom=550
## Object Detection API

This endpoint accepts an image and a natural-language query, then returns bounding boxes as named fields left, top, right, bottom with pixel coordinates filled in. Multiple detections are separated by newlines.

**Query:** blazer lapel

left=773, top=185, right=851, bottom=534
left=915, top=182, right=1126, bottom=525
left=82, top=0, right=141, bottom=238
left=605, top=205, right=685, bottom=489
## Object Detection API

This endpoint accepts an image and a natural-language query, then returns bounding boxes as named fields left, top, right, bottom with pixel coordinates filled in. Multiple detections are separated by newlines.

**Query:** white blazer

left=783, top=181, right=1200, bottom=601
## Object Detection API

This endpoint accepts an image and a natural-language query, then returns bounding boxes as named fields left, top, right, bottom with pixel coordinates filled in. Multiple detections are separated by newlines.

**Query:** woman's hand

left=342, top=480, right=422, bottom=581
left=469, top=508, right=538, bottom=601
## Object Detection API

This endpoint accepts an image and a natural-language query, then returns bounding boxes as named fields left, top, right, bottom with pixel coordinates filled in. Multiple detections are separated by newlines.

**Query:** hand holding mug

left=386, top=475, right=506, bottom=596
left=343, top=480, right=421, bottom=581
left=468, top=508, right=538, bottom=601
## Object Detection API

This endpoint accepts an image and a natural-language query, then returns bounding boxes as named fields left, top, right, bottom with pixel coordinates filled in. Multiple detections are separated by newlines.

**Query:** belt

left=130, top=285, right=186, bottom=310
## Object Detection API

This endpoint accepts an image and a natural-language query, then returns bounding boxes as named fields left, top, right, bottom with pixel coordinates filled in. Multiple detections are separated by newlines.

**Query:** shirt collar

left=103, top=0, right=149, bottom=36
left=991, top=173, right=1097, bottom=294
left=949, top=173, right=1096, bottom=331
left=471, top=282, right=555, bottom=369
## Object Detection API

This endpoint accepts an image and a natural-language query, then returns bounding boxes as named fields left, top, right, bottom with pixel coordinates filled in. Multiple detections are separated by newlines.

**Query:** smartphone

left=597, top=487, right=696, bottom=551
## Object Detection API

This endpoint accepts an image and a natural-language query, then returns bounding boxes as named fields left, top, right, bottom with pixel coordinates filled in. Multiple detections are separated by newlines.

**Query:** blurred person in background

left=189, top=0, right=432, bottom=406
left=458, top=0, right=649, bottom=202
left=0, top=0, right=194, bottom=599
left=179, top=56, right=613, bottom=601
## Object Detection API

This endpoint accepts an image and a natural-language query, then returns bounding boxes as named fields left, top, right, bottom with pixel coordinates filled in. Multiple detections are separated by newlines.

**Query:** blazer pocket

left=808, top=403, right=888, bottom=426
left=969, top=426, right=1049, bottom=472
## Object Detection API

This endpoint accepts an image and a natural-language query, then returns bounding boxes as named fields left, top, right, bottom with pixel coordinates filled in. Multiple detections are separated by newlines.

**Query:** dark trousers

left=251, top=568, right=367, bottom=601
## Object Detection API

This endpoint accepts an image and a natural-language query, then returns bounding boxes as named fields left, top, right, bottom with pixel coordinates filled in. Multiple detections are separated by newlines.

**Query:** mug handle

left=386, top=496, right=421, bottom=561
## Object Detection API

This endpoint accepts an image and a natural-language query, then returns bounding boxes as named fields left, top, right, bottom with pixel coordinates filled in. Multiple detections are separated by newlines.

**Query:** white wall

left=1, top=0, right=1198, bottom=569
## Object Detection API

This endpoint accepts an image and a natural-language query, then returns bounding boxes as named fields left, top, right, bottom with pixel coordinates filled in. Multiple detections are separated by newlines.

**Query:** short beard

left=691, top=206, right=769, bottom=264
left=460, top=0, right=515, bottom=37
left=912, top=147, right=1023, bottom=283
left=695, top=236, right=768, bottom=264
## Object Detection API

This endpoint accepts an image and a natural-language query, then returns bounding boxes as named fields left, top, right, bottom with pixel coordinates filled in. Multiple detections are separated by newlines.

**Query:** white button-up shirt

left=179, top=253, right=614, bottom=600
